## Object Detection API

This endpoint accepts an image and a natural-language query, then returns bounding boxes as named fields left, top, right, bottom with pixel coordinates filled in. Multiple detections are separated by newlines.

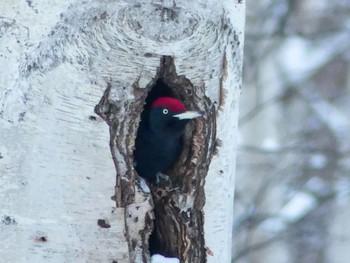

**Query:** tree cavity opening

left=134, top=77, right=197, bottom=257
left=132, top=56, right=217, bottom=261
left=95, top=56, right=217, bottom=262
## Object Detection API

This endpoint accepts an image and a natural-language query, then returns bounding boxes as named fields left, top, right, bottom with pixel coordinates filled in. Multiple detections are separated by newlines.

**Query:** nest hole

left=134, top=77, right=195, bottom=258
left=134, top=77, right=193, bottom=188
left=142, top=78, right=177, bottom=111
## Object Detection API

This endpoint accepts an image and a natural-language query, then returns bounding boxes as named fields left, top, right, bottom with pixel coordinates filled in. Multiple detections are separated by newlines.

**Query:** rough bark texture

left=0, top=1, right=245, bottom=262
left=95, top=55, right=217, bottom=262
left=149, top=58, right=217, bottom=262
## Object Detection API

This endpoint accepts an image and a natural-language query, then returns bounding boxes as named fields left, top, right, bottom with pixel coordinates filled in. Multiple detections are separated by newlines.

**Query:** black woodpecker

left=134, top=96, right=202, bottom=182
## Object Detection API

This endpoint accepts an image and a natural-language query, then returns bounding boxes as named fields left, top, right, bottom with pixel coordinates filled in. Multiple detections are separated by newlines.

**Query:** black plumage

left=134, top=97, right=202, bottom=182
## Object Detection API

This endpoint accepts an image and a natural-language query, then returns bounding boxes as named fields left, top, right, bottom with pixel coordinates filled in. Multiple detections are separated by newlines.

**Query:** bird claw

left=156, top=172, right=173, bottom=189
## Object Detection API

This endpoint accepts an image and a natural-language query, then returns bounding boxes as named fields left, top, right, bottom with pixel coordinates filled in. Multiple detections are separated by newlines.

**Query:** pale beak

left=173, top=111, right=203, bottom=120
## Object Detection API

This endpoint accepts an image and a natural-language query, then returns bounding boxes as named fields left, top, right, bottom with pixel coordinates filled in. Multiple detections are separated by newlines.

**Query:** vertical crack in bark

left=149, top=57, right=217, bottom=263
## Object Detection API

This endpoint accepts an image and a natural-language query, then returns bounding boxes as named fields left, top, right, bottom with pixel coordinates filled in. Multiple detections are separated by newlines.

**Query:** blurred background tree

left=234, top=0, right=350, bottom=262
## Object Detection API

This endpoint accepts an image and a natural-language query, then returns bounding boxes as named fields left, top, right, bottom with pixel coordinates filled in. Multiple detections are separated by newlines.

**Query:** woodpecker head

left=149, top=97, right=203, bottom=138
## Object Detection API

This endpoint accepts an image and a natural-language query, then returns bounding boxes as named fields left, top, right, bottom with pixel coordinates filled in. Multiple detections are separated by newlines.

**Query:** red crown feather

left=151, top=97, right=186, bottom=112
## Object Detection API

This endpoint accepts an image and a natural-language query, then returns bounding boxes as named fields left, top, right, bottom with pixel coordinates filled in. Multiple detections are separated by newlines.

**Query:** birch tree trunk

left=0, top=1, right=245, bottom=263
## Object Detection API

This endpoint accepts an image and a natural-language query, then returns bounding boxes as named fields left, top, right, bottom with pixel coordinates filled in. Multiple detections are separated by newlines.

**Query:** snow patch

left=305, top=177, right=328, bottom=194
left=260, top=217, right=287, bottom=233
left=310, top=99, right=350, bottom=134
left=138, top=177, right=151, bottom=193
left=309, top=154, right=327, bottom=169
left=262, top=138, right=280, bottom=151
left=278, top=192, right=317, bottom=221
left=277, top=33, right=350, bottom=84
left=335, top=179, right=350, bottom=204
left=260, top=192, right=318, bottom=233
left=151, top=254, right=180, bottom=263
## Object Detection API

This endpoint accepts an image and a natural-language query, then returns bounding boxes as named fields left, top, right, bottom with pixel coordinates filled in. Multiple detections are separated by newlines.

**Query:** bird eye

left=163, top=109, right=168, bottom=114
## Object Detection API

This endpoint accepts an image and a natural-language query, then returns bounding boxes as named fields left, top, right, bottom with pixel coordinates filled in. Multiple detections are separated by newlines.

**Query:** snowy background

left=234, top=0, right=350, bottom=262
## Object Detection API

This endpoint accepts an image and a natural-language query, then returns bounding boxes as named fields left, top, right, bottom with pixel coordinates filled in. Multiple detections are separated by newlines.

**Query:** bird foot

left=156, top=172, right=173, bottom=189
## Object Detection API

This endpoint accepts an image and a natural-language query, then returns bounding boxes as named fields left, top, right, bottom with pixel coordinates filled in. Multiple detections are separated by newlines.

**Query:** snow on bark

left=0, top=0, right=245, bottom=262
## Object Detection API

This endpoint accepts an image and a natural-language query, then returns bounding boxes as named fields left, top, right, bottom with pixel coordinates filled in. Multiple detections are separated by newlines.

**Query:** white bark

left=0, top=1, right=245, bottom=262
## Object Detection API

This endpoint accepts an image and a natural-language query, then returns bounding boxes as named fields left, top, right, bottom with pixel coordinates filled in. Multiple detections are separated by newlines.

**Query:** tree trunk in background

left=0, top=1, right=245, bottom=262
